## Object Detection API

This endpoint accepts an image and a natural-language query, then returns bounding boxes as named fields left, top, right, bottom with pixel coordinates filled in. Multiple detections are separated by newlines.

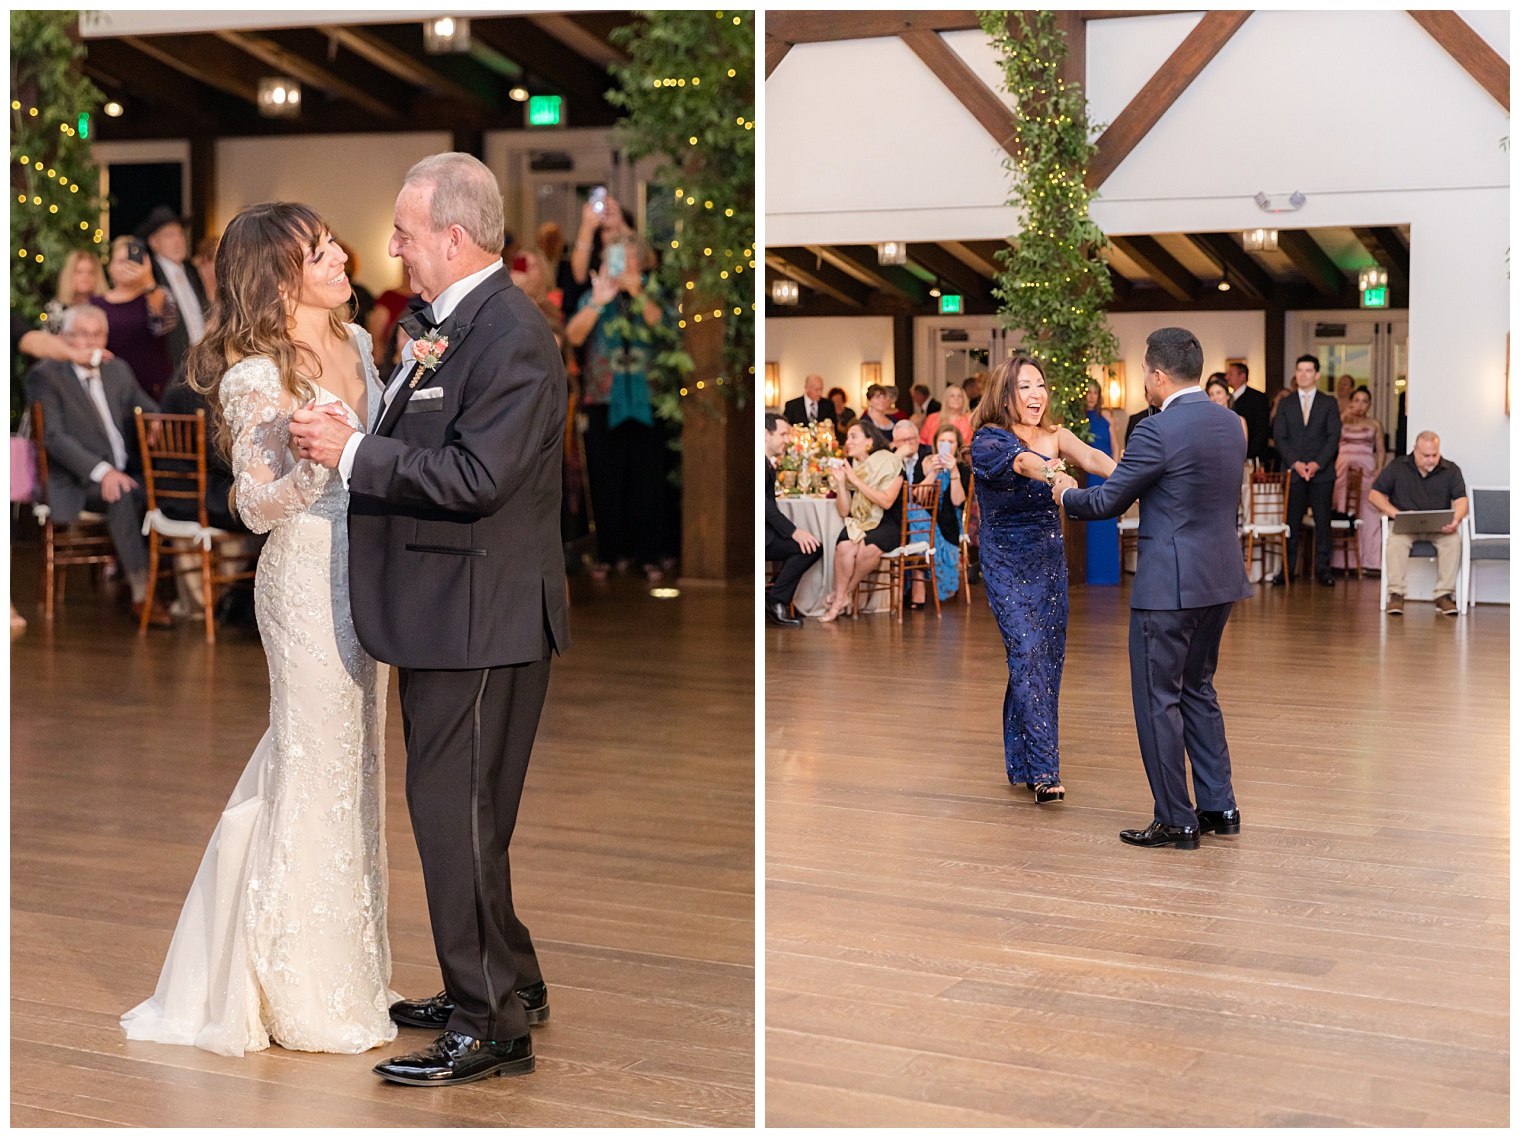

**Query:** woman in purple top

left=90, top=235, right=178, bottom=400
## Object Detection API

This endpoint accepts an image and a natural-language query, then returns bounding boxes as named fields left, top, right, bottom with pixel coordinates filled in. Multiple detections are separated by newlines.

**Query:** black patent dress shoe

left=1317, top=571, right=1336, bottom=586
left=390, top=984, right=550, bottom=1030
left=1119, top=821, right=1200, bottom=849
left=1196, top=808, right=1241, bottom=835
left=765, top=600, right=802, bottom=627
left=373, top=1030, right=534, bottom=1086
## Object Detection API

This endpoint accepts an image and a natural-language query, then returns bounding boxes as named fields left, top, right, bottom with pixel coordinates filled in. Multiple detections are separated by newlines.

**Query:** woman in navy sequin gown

left=970, top=354, right=1117, bottom=802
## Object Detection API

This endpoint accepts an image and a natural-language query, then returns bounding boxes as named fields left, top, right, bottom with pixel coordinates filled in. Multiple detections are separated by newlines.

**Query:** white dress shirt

left=804, top=397, right=818, bottom=422
left=1058, top=385, right=1200, bottom=508
left=74, top=364, right=129, bottom=483
left=337, top=259, right=503, bottom=485
left=156, top=255, right=206, bottom=344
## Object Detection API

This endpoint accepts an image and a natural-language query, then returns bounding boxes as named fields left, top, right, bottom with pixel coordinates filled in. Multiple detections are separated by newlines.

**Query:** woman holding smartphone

left=90, top=235, right=179, bottom=400
left=911, top=423, right=971, bottom=603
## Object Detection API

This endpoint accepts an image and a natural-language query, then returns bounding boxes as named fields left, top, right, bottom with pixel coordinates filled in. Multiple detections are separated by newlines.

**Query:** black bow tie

left=398, top=306, right=436, bottom=341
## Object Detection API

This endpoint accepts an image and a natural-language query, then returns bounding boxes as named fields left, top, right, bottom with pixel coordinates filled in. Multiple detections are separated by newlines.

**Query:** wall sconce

left=765, top=362, right=780, bottom=408
left=877, top=242, right=907, bottom=266
left=257, top=77, right=301, bottom=118
left=770, top=277, right=799, bottom=305
left=424, top=16, right=471, bottom=54
left=1241, top=228, right=1278, bottom=253
left=860, top=361, right=883, bottom=402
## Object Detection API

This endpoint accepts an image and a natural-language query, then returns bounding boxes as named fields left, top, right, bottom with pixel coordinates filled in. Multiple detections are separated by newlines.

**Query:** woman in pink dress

left=1333, top=385, right=1386, bottom=570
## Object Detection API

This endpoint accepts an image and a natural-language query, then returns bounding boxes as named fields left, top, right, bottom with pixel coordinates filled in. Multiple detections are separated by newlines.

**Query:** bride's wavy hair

left=186, top=201, right=351, bottom=460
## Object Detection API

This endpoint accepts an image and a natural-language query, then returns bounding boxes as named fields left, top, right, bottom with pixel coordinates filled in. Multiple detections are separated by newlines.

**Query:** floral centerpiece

left=778, top=421, right=843, bottom=496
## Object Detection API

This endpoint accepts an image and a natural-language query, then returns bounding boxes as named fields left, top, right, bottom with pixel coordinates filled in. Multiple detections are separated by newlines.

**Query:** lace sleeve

left=221, top=358, right=332, bottom=534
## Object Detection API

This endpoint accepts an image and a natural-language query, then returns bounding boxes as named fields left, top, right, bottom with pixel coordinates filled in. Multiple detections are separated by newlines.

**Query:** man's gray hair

left=404, top=152, right=505, bottom=255
left=1415, top=430, right=1440, bottom=447
left=60, top=304, right=107, bottom=333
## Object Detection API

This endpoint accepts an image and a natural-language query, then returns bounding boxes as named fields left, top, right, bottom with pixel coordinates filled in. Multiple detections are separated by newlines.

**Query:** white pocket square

left=412, top=387, right=444, bottom=400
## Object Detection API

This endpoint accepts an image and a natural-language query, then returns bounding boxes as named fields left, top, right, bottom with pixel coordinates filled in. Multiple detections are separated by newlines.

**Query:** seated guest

left=821, top=420, right=902, bottom=623
left=783, top=372, right=837, bottom=427
left=763, top=414, right=822, bottom=627
left=92, top=235, right=179, bottom=401
left=1369, top=431, right=1468, bottom=616
left=891, top=418, right=932, bottom=487
left=859, top=383, right=898, bottom=433
left=1206, top=375, right=1249, bottom=441
left=827, top=386, right=856, bottom=429
left=918, top=382, right=971, bottom=446
left=24, top=304, right=168, bottom=626
left=44, top=248, right=106, bottom=324
left=912, top=423, right=970, bottom=605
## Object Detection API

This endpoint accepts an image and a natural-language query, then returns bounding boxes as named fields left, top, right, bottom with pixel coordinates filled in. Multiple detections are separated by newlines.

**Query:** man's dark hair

left=1226, top=360, right=1249, bottom=379
left=1143, top=327, right=1203, bottom=384
left=765, top=413, right=788, bottom=432
left=1295, top=354, right=1320, bottom=371
left=912, top=383, right=929, bottom=396
left=848, top=418, right=891, bottom=453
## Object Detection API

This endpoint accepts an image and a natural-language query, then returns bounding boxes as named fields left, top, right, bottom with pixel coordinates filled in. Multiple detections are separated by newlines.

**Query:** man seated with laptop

left=1369, top=430, right=1469, bottom=615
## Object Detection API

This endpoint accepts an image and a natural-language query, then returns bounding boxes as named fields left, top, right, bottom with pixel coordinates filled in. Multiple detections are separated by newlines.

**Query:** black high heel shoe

left=1027, top=780, right=1065, bottom=804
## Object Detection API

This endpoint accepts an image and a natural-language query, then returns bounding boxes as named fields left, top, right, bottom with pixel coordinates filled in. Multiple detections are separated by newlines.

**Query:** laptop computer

left=1391, top=509, right=1454, bottom=535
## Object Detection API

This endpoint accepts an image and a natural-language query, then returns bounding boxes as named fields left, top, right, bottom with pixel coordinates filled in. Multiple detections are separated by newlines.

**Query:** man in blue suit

left=1056, top=328, right=1252, bottom=849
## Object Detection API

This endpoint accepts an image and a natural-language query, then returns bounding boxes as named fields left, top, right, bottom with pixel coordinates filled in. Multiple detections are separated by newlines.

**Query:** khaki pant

left=1384, top=529, right=1461, bottom=598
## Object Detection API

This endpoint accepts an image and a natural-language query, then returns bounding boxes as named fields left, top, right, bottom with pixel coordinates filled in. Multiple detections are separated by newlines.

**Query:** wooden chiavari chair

left=30, top=402, right=117, bottom=619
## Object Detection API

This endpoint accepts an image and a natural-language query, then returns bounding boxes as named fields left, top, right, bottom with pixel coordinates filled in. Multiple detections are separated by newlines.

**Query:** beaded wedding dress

left=121, top=327, right=397, bottom=1056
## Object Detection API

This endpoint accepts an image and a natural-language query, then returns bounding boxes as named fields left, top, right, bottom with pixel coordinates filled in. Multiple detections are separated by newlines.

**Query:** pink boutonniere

left=412, top=330, right=449, bottom=372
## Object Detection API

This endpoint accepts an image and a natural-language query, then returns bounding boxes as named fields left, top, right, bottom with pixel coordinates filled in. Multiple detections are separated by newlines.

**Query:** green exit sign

left=527, top=95, right=563, bottom=127
left=939, top=294, right=963, bottom=314
left=1360, top=285, right=1389, bottom=309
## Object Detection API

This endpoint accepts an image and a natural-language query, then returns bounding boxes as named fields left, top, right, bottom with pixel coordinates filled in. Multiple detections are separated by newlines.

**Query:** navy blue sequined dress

left=971, top=426, right=1066, bottom=786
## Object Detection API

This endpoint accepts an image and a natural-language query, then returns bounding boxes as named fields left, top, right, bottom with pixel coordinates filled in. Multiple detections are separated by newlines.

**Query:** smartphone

left=589, top=186, right=608, bottom=215
left=604, top=242, right=626, bottom=279
left=123, top=237, right=148, bottom=264
left=938, top=439, right=954, bottom=460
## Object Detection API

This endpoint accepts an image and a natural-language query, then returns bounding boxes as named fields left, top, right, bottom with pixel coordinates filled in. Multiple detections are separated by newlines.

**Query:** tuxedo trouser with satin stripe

left=1129, top=602, right=1237, bottom=829
left=398, top=655, right=551, bottom=1041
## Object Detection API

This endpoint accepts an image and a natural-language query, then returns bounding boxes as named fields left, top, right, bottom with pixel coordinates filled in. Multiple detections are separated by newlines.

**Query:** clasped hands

left=287, top=401, right=355, bottom=469
left=1049, top=471, right=1078, bottom=498
left=1291, top=460, right=1320, bottom=481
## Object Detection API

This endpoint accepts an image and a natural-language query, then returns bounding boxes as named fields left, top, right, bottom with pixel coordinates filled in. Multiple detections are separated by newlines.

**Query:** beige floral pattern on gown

left=121, top=327, right=396, bottom=1056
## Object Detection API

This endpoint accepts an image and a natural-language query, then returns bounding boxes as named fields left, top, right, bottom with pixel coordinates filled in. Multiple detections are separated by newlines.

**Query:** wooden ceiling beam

left=1276, top=229, right=1346, bottom=298
left=906, top=242, right=998, bottom=306
left=1106, top=265, right=1133, bottom=301
left=122, top=34, right=265, bottom=105
left=766, top=250, right=870, bottom=309
left=827, top=245, right=931, bottom=303
left=768, top=11, right=981, bottom=46
left=765, top=35, right=792, bottom=79
left=314, top=24, right=478, bottom=103
left=471, top=17, right=611, bottom=106
left=1407, top=11, right=1508, bottom=111
left=900, top=29, right=1019, bottom=158
left=1109, top=235, right=1200, bottom=302
left=1086, top=10, right=1252, bottom=188
left=1186, top=231, right=1274, bottom=300
left=214, top=29, right=403, bottom=119
left=1351, top=226, right=1410, bottom=292
left=940, top=240, right=1001, bottom=279
left=527, top=13, right=626, bottom=69
left=82, top=39, right=220, bottom=128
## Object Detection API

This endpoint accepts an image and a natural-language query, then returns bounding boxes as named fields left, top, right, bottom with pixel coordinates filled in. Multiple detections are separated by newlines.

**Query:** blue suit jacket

left=1062, top=390, right=1252, bottom=610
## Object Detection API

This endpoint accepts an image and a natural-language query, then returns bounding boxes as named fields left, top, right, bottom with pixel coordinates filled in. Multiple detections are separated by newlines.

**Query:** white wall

left=215, top=132, right=451, bottom=295
left=765, top=317, right=894, bottom=408
left=1106, top=311, right=1265, bottom=414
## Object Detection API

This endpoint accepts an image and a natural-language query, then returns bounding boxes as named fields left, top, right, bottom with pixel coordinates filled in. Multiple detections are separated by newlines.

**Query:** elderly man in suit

left=1058, top=327, right=1253, bottom=849
left=1272, top=354, right=1342, bottom=586
left=782, top=373, right=837, bottom=428
left=141, top=206, right=209, bottom=373
left=25, top=304, right=168, bottom=625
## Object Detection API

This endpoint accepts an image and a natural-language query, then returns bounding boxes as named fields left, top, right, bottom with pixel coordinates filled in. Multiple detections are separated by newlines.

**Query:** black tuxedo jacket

left=1272, top=388, right=1341, bottom=482
left=151, top=255, right=209, bottom=371
left=25, top=356, right=157, bottom=522
left=765, top=460, right=798, bottom=544
left=347, top=267, right=570, bottom=669
left=782, top=394, right=836, bottom=427
left=1231, top=384, right=1270, bottom=462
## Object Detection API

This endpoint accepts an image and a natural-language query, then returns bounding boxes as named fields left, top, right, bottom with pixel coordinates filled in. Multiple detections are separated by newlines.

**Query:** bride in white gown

left=121, top=203, right=396, bottom=1057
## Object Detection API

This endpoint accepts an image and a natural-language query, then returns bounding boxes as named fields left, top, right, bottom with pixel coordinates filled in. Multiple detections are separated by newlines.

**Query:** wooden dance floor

left=766, top=578, right=1507, bottom=1126
left=11, top=568, right=754, bottom=1127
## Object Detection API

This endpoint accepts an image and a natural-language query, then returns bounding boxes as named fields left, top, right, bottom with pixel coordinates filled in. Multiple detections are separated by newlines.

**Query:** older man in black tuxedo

left=1272, top=354, right=1342, bottom=586
left=783, top=373, right=837, bottom=428
left=1059, top=328, right=1252, bottom=850
left=1226, top=361, right=1269, bottom=463
left=289, top=152, right=570, bottom=1088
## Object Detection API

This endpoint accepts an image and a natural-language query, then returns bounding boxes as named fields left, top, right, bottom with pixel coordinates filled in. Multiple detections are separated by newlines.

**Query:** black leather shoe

left=1266, top=572, right=1286, bottom=586
left=1119, top=821, right=1200, bottom=849
left=1196, top=808, right=1241, bottom=836
left=373, top=1030, right=534, bottom=1086
left=1317, top=571, right=1336, bottom=586
left=390, top=984, right=550, bottom=1030
left=765, top=600, right=802, bottom=627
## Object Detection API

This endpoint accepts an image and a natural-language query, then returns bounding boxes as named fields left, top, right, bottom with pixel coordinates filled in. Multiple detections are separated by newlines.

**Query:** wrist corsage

left=1041, top=458, right=1068, bottom=485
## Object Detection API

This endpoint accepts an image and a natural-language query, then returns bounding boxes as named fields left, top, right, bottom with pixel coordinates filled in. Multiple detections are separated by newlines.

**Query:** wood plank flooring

left=11, top=565, right=755, bottom=1127
left=765, top=577, right=1508, bottom=1127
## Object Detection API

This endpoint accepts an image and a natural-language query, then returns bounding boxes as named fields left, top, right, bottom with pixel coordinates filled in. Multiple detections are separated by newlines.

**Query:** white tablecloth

left=775, top=496, right=889, bottom=617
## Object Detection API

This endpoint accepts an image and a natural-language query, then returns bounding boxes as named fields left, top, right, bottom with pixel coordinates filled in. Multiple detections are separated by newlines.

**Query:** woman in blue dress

left=1084, top=381, right=1121, bottom=585
left=970, top=354, right=1117, bottom=802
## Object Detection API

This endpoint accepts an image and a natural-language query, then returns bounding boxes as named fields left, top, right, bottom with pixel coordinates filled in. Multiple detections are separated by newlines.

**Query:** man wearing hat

left=139, top=206, right=208, bottom=371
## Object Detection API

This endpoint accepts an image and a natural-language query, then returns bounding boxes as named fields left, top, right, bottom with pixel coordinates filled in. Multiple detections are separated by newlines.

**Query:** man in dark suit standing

left=289, top=153, right=570, bottom=1087
left=782, top=373, right=837, bottom=428
left=764, top=414, right=821, bottom=626
left=1058, top=328, right=1252, bottom=850
left=1272, top=354, right=1342, bottom=586
left=25, top=303, right=168, bottom=626
left=1226, top=361, right=1269, bottom=464
left=141, top=207, right=209, bottom=374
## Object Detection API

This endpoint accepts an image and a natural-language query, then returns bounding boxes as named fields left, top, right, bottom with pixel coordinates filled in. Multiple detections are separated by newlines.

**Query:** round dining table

left=774, top=496, right=890, bottom=617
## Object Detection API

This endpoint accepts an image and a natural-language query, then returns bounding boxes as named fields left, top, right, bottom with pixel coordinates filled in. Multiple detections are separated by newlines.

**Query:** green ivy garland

left=606, top=10, right=755, bottom=425
left=980, top=10, right=1117, bottom=439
